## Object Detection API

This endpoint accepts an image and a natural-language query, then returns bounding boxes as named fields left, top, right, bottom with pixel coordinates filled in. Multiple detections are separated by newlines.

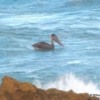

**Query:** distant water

left=0, top=0, right=100, bottom=94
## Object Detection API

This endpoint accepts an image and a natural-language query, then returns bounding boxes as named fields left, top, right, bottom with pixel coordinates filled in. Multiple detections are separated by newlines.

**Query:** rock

left=0, top=76, right=99, bottom=100
left=0, top=76, right=37, bottom=94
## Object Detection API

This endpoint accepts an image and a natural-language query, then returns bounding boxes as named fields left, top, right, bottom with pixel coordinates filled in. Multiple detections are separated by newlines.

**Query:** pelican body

left=32, top=34, right=63, bottom=50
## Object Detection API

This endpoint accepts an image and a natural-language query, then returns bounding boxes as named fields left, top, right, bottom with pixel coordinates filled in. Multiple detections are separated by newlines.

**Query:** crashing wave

left=33, top=73, right=100, bottom=94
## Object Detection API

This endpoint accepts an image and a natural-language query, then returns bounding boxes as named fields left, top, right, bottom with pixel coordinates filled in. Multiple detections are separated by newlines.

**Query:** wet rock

left=0, top=76, right=99, bottom=100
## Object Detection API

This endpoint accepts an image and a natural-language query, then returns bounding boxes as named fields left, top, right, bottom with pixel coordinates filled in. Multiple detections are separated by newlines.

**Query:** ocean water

left=0, top=0, right=100, bottom=94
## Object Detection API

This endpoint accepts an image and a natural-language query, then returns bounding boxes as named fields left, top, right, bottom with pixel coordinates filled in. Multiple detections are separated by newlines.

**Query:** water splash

left=33, top=73, right=100, bottom=94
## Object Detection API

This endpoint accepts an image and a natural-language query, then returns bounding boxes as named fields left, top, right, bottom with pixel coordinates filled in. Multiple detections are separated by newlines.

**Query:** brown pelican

left=32, top=34, right=63, bottom=50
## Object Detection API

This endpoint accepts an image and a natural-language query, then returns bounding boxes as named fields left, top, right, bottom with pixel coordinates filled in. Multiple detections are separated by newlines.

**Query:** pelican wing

left=33, top=42, right=53, bottom=50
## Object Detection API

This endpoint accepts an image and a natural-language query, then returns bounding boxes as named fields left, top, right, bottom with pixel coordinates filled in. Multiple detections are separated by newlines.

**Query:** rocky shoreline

left=0, top=76, right=99, bottom=100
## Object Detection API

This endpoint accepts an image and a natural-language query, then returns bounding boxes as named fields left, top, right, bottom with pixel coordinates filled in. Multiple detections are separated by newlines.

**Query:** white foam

left=33, top=73, right=100, bottom=94
left=0, top=14, right=59, bottom=26
left=67, top=60, right=82, bottom=64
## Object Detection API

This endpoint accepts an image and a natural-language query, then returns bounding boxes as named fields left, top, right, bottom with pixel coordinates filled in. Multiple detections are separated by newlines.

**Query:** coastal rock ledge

left=0, top=76, right=98, bottom=100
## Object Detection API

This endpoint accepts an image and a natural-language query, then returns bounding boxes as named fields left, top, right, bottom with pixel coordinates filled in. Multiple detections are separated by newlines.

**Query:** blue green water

left=0, top=0, right=100, bottom=94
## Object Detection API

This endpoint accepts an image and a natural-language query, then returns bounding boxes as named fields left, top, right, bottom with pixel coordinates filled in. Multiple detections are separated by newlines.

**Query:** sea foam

left=33, top=73, right=100, bottom=94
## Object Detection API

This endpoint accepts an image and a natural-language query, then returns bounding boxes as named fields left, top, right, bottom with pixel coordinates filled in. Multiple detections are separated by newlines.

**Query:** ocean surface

left=0, top=0, right=100, bottom=94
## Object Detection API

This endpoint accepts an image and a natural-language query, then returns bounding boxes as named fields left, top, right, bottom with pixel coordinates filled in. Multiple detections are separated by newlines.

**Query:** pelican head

left=51, top=34, right=63, bottom=46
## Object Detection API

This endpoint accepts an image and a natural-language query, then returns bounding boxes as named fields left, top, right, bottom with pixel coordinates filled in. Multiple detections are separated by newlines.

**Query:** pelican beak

left=52, top=35, right=64, bottom=46
left=55, top=38, right=64, bottom=46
